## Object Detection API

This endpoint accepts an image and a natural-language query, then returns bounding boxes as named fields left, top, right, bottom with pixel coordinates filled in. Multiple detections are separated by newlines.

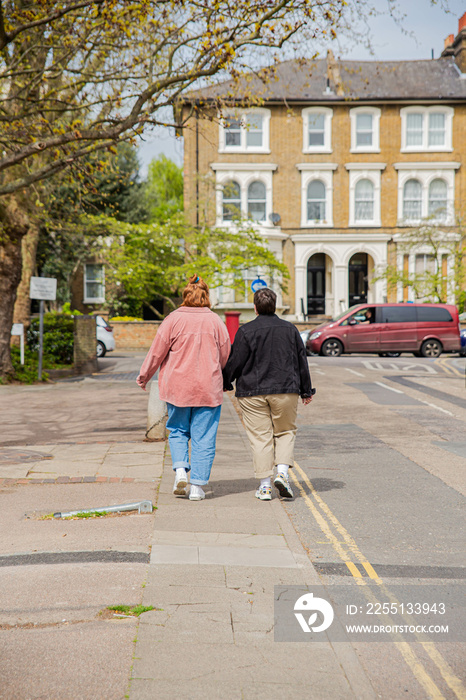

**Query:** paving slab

left=129, top=397, right=377, bottom=700
left=0, top=482, right=157, bottom=555
left=0, top=621, right=136, bottom=700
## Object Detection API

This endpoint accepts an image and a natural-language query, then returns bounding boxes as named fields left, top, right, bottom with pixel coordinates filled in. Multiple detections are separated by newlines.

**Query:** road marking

left=418, top=399, right=453, bottom=416
left=344, top=368, right=365, bottom=377
left=290, top=462, right=465, bottom=699
left=374, top=381, right=404, bottom=394
left=363, top=361, right=437, bottom=374
left=394, top=641, right=446, bottom=700
left=362, top=561, right=382, bottom=582
left=345, top=561, right=363, bottom=577
left=435, top=357, right=464, bottom=378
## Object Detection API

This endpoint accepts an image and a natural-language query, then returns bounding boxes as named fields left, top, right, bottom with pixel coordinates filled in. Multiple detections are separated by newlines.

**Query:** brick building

left=180, top=15, right=466, bottom=321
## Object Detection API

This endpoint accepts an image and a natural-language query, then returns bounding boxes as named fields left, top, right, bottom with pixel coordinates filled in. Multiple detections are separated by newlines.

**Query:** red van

left=306, top=303, right=461, bottom=357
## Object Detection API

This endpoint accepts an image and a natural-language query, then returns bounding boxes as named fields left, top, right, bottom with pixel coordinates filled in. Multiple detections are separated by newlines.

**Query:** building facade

left=181, top=16, right=466, bottom=320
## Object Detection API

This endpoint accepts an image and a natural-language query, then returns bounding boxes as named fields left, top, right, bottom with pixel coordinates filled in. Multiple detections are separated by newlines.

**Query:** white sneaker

left=173, top=468, right=188, bottom=496
left=255, top=486, right=272, bottom=501
left=274, top=472, right=294, bottom=499
left=189, top=484, right=205, bottom=501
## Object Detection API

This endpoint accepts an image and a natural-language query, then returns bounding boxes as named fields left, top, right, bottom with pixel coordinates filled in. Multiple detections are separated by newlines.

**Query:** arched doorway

left=348, top=253, right=368, bottom=306
left=307, top=253, right=326, bottom=315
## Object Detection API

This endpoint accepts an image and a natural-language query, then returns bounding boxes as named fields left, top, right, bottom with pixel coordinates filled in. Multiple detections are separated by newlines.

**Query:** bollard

left=225, top=311, right=241, bottom=344
left=145, top=379, right=168, bottom=441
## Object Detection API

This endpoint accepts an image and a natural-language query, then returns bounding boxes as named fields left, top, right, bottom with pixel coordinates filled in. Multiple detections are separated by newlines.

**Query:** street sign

left=11, top=324, right=25, bottom=365
left=11, top=323, right=24, bottom=336
left=30, top=276, right=57, bottom=301
left=250, top=278, right=267, bottom=293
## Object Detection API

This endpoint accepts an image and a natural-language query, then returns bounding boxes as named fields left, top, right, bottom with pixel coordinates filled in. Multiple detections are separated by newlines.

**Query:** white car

left=96, top=315, right=116, bottom=357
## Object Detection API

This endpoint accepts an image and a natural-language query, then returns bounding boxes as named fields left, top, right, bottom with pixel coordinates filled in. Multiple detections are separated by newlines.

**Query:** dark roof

left=188, top=57, right=466, bottom=103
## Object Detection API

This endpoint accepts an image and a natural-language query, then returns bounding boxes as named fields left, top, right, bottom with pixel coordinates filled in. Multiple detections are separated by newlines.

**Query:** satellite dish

left=269, top=212, right=281, bottom=225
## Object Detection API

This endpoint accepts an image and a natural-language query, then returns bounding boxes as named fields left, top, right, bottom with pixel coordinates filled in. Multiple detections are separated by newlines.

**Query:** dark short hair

left=254, top=288, right=276, bottom=315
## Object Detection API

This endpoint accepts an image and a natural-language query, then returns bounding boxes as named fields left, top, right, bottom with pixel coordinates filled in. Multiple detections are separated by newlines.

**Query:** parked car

left=96, top=315, right=115, bottom=357
left=306, top=303, right=461, bottom=358
left=299, top=329, right=312, bottom=355
left=460, top=328, right=466, bottom=357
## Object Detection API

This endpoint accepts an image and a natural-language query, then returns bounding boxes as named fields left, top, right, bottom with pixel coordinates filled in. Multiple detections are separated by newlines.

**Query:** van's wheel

left=97, top=340, right=106, bottom=358
left=420, top=339, right=442, bottom=358
left=321, top=339, right=343, bottom=357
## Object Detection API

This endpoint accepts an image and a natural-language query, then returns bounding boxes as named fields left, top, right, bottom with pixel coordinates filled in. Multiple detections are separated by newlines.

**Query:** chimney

left=326, top=49, right=344, bottom=97
left=440, top=13, right=466, bottom=72
left=459, top=12, right=466, bottom=33
left=444, top=34, right=454, bottom=50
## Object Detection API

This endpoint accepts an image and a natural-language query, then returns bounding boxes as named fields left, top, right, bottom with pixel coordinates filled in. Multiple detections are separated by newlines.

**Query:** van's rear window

left=381, top=306, right=417, bottom=323
left=417, top=307, right=453, bottom=322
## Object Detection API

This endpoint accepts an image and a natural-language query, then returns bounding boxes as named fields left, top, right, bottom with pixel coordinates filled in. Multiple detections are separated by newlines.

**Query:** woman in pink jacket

left=136, top=275, right=231, bottom=501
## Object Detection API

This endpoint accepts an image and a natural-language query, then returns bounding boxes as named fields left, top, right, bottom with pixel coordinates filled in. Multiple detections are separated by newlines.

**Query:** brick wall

left=113, top=318, right=320, bottom=350
left=183, top=101, right=466, bottom=314
left=73, top=316, right=98, bottom=375
left=111, top=321, right=161, bottom=350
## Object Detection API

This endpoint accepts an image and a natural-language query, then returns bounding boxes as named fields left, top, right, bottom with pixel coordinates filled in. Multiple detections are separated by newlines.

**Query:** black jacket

left=223, top=314, right=314, bottom=398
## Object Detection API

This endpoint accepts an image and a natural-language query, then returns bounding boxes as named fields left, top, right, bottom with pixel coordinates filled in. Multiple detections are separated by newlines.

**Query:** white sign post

left=30, top=277, right=57, bottom=380
left=11, top=323, right=24, bottom=365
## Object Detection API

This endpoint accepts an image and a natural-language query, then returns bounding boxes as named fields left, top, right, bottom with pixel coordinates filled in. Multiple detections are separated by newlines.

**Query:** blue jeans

left=166, top=404, right=222, bottom=486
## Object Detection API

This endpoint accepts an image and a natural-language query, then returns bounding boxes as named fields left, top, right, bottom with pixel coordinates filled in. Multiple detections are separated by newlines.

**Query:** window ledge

left=400, top=148, right=454, bottom=154
left=218, top=148, right=272, bottom=155
left=350, top=148, right=381, bottom=154
left=394, top=161, right=460, bottom=170
left=84, top=298, right=105, bottom=304
left=350, top=222, right=381, bottom=228
left=302, top=148, right=333, bottom=154
left=302, top=222, right=334, bottom=228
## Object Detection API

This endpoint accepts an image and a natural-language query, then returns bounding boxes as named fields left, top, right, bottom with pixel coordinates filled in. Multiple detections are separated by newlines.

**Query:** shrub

left=28, top=314, right=74, bottom=365
left=5, top=346, right=49, bottom=384
left=109, top=315, right=144, bottom=322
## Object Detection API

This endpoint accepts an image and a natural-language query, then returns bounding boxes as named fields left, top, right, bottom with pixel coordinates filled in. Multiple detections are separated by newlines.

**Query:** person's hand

left=302, top=396, right=313, bottom=405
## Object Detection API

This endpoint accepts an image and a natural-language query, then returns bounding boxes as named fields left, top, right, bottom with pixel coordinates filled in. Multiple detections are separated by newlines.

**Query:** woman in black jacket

left=223, top=287, right=315, bottom=501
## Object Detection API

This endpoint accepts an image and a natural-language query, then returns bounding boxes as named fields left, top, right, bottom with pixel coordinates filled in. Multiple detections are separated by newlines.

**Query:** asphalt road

left=1, top=350, right=464, bottom=699
left=285, top=352, right=466, bottom=700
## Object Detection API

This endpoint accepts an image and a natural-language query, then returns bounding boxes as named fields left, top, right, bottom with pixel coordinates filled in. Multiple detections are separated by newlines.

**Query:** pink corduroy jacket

left=136, top=307, right=231, bottom=407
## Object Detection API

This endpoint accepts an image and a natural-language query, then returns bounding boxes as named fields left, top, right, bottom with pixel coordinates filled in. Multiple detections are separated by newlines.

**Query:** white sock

left=277, top=464, right=289, bottom=476
left=190, top=484, right=205, bottom=496
left=176, top=467, right=187, bottom=479
left=260, top=477, right=271, bottom=489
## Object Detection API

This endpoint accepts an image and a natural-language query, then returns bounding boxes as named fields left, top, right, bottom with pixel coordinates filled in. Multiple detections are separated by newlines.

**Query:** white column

left=334, top=264, right=348, bottom=313
left=295, top=264, right=307, bottom=320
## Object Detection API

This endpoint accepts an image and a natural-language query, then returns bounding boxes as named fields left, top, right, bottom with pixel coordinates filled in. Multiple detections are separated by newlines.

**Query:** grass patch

left=106, top=605, right=155, bottom=617
left=64, top=511, right=110, bottom=519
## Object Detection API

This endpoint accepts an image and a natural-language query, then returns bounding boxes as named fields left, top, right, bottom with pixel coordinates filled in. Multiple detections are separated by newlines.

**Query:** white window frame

left=218, top=108, right=271, bottom=154
left=83, top=263, right=105, bottom=303
left=350, top=107, right=381, bottom=153
left=400, top=106, right=454, bottom=152
left=211, top=163, right=277, bottom=227
left=302, top=107, right=333, bottom=154
left=296, top=164, right=337, bottom=227
left=393, top=232, right=459, bottom=304
left=394, top=163, right=459, bottom=225
left=346, top=163, right=385, bottom=227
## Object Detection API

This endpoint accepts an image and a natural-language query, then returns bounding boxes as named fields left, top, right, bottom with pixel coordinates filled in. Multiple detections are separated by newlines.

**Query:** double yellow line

left=290, top=461, right=466, bottom=700
left=434, top=357, right=464, bottom=377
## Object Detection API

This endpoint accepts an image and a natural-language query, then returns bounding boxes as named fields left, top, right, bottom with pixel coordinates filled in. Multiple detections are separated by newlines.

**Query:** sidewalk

left=128, top=396, right=376, bottom=700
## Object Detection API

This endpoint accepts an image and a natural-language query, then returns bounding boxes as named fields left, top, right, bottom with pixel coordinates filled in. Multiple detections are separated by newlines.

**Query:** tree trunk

left=13, top=222, right=40, bottom=328
left=0, top=197, right=30, bottom=378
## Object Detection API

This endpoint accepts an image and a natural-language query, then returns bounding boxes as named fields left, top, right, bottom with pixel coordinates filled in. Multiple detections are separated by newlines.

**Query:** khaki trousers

left=238, top=393, right=299, bottom=480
